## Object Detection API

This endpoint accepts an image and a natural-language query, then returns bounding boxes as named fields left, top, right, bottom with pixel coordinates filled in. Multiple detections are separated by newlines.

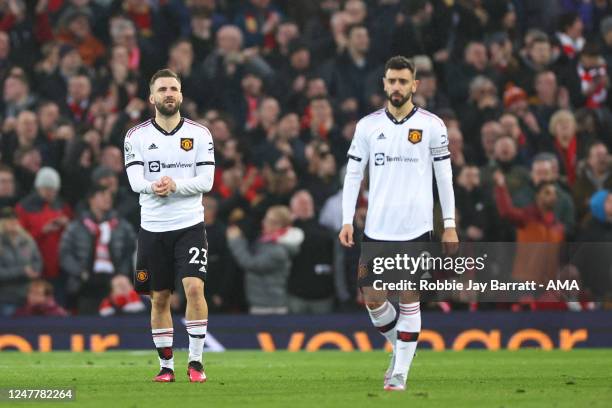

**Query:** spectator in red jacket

left=494, top=170, right=564, bottom=284
left=15, top=167, right=72, bottom=282
left=13, top=279, right=68, bottom=317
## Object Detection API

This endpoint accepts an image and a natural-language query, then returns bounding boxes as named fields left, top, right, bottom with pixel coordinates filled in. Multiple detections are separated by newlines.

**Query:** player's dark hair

left=149, top=68, right=181, bottom=91
left=384, top=56, right=416, bottom=77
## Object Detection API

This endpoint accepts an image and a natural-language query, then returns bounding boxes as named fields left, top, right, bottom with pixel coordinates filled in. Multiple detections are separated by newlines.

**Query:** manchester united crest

left=408, top=129, right=422, bottom=144
left=180, top=138, right=194, bottom=151
left=136, top=270, right=149, bottom=283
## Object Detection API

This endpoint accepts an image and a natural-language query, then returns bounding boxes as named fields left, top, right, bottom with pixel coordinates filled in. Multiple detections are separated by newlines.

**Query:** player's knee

left=365, top=301, right=385, bottom=310
left=184, top=280, right=204, bottom=300
left=151, top=291, right=171, bottom=310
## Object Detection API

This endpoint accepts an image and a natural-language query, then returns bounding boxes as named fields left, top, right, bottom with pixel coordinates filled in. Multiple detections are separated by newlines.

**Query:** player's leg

left=385, top=290, right=420, bottom=391
left=361, top=284, right=396, bottom=381
left=151, top=289, right=175, bottom=382
left=183, top=277, right=208, bottom=382
left=138, top=227, right=176, bottom=382
left=175, top=223, right=209, bottom=383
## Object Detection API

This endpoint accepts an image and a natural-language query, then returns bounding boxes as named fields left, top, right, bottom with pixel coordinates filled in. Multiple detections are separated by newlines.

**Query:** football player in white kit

left=124, top=69, right=214, bottom=383
left=339, top=56, right=458, bottom=391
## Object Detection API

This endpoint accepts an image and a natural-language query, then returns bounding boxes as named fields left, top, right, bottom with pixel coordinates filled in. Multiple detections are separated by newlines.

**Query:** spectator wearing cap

left=98, top=275, right=146, bottom=317
left=503, top=85, right=542, bottom=139
left=13, top=279, right=68, bottom=317
left=573, top=142, right=612, bottom=225
left=57, top=9, right=105, bottom=67
left=60, top=185, right=136, bottom=314
left=0, top=206, right=42, bottom=317
left=15, top=167, right=72, bottom=282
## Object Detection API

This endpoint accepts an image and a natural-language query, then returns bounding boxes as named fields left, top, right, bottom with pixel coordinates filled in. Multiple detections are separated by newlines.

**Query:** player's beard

left=386, top=90, right=412, bottom=108
left=156, top=98, right=181, bottom=117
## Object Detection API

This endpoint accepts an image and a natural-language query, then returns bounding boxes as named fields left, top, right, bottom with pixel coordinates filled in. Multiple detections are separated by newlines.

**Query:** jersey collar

left=385, top=105, right=418, bottom=125
left=151, top=117, right=184, bottom=135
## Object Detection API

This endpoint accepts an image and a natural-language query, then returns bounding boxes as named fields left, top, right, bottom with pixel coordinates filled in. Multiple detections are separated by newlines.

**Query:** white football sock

left=392, top=302, right=421, bottom=379
left=186, top=319, right=207, bottom=363
left=367, top=301, right=397, bottom=351
left=152, top=328, right=174, bottom=370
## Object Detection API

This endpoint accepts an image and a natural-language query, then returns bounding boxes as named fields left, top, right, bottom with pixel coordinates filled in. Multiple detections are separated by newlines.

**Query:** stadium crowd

left=1, top=0, right=612, bottom=316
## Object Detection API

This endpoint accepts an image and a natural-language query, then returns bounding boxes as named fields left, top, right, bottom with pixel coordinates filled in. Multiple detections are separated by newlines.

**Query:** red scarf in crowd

left=578, top=63, right=608, bottom=108
left=554, top=136, right=578, bottom=185
left=83, top=217, right=119, bottom=274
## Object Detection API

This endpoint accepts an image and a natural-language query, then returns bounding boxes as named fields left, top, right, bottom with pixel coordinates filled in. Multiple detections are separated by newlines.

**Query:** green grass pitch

left=1, top=350, right=611, bottom=407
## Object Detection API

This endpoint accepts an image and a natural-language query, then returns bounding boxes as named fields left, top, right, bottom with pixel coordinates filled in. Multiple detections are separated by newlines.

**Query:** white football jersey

left=124, top=118, right=215, bottom=232
left=345, top=107, right=451, bottom=240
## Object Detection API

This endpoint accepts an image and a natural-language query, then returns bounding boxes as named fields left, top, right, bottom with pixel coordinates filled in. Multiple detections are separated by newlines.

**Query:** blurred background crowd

left=1, top=0, right=612, bottom=317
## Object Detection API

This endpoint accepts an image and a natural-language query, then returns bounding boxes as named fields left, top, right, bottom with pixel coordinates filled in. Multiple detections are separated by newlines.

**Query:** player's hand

left=441, top=228, right=459, bottom=255
left=339, top=224, right=354, bottom=247
left=153, top=176, right=176, bottom=196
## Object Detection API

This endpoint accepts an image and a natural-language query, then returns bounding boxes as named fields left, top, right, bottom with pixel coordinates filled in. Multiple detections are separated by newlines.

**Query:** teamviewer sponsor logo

left=148, top=161, right=161, bottom=172
left=386, top=155, right=419, bottom=163
left=374, top=152, right=385, bottom=166
left=161, top=162, right=193, bottom=169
